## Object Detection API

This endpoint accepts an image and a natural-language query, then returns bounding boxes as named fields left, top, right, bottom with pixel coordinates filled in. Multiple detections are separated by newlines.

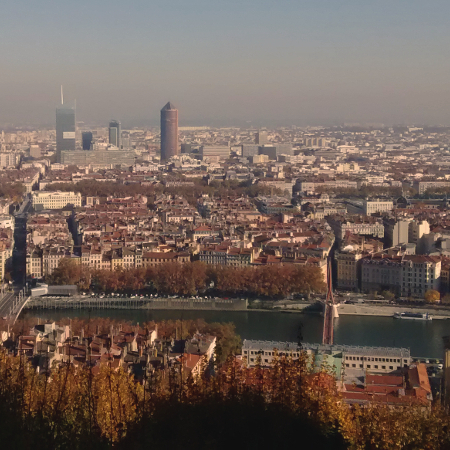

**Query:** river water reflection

left=26, top=309, right=450, bottom=358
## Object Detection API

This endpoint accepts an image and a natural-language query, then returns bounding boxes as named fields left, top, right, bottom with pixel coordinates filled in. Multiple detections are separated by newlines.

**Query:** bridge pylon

left=322, top=257, right=336, bottom=345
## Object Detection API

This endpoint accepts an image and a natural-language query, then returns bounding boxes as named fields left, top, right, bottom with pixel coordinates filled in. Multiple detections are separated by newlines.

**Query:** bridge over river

left=0, top=290, right=30, bottom=324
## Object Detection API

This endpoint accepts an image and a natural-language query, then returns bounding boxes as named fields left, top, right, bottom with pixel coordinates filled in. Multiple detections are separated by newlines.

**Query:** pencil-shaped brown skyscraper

left=160, top=102, right=178, bottom=161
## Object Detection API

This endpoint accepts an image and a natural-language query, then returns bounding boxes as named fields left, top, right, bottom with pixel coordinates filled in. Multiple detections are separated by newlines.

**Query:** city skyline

left=2, top=1, right=450, bottom=126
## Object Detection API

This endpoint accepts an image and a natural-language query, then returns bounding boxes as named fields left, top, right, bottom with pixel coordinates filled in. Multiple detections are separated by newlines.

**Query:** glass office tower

left=109, top=120, right=122, bottom=148
left=82, top=132, right=93, bottom=150
left=56, top=102, right=76, bottom=162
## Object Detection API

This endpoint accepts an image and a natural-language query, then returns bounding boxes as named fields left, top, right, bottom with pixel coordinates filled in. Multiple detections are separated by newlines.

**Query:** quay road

left=0, top=292, right=15, bottom=318
left=25, top=295, right=248, bottom=312
left=0, top=198, right=32, bottom=322
left=337, top=303, right=450, bottom=319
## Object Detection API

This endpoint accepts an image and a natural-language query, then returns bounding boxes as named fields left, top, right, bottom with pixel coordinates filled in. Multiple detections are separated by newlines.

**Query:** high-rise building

left=181, top=143, right=192, bottom=154
left=242, top=144, right=259, bottom=158
left=255, top=131, right=268, bottom=145
left=109, top=120, right=122, bottom=148
left=56, top=101, right=76, bottom=161
left=160, top=102, right=178, bottom=161
left=82, top=132, right=93, bottom=150
left=122, top=134, right=131, bottom=148
left=259, top=144, right=293, bottom=160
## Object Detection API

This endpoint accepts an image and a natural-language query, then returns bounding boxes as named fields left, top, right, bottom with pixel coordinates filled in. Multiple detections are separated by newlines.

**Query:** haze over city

left=2, top=0, right=450, bottom=127
left=4, top=1, right=450, bottom=448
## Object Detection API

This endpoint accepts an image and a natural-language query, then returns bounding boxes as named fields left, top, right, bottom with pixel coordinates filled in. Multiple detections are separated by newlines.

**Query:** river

left=25, top=309, right=450, bottom=358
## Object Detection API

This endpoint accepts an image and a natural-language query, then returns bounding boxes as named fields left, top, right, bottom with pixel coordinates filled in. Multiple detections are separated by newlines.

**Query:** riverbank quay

left=24, top=295, right=248, bottom=311
left=337, top=303, right=450, bottom=319
left=23, top=294, right=450, bottom=319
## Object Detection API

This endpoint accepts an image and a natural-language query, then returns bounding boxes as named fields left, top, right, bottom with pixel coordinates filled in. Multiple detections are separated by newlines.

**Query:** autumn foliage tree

left=1, top=345, right=450, bottom=449
left=424, top=289, right=440, bottom=304
left=46, top=258, right=91, bottom=290
left=0, top=181, right=25, bottom=202
left=48, top=260, right=326, bottom=299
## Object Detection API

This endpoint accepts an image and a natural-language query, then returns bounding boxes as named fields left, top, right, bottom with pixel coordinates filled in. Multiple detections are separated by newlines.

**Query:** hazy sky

left=2, top=0, right=450, bottom=127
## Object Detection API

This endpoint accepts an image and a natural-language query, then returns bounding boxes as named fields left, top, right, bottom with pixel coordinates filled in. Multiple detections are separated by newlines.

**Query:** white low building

left=363, top=199, right=394, bottom=215
left=0, top=215, right=14, bottom=229
left=242, top=340, right=412, bottom=375
left=32, top=191, right=82, bottom=210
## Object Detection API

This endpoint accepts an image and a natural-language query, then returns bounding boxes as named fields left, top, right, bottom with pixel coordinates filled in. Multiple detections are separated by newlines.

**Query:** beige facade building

left=199, top=145, right=230, bottom=162
left=32, top=191, right=82, bottom=210
left=401, top=255, right=441, bottom=298
left=0, top=240, right=13, bottom=282
left=414, top=181, right=450, bottom=195
left=361, top=253, right=441, bottom=298
left=409, top=220, right=430, bottom=243
left=361, top=254, right=403, bottom=295
left=335, top=250, right=362, bottom=290
left=363, top=199, right=393, bottom=215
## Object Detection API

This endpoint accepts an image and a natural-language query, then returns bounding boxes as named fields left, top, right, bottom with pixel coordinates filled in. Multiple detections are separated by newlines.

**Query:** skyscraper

left=160, top=102, right=178, bottom=161
left=82, top=132, right=93, bottom=150
left=56, top=101, right=76, bottom=162
left=109, top=120, right=122, bottom=148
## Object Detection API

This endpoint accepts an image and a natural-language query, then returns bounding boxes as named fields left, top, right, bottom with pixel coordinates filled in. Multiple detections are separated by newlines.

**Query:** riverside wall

left=337, top=303, right=450, bottom=319
left=25, top=296, right=249, bottom=311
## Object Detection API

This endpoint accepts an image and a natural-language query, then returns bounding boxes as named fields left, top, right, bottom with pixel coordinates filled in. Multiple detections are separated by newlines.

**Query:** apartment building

left=0, top=215, right=14, bottom=229
left=328, top=215, right=385, bottom=241
left=0, top=152, right=19, bottom=168
left=142, top=251, right=190, bottom=267
left=335, top=250, right=363, bottom=290
left=384, top=218, right=410, bottom=247
left=361, top=254, right=403, bottom=295
left=26, top=213, right=74, bottom=278
left=400, top=255, right=441, bottom=298
left=199, top=244, right=254, bottom=266
left=363, top=199, right=393, bottom=215
left=441, top=263, right=450, bottom=293
left=32, top=191, right=82, bottom=210
left=361, top=253, right=441, bottom=298
left=43, top=247, right=72, bottom=276
left=409, top=220, right=430, bottom=243
left=414, top=181, right=450, bottom=195
left=0, top=231, right=13, bottom=282
left=27, top=249, right=43, bottom=278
